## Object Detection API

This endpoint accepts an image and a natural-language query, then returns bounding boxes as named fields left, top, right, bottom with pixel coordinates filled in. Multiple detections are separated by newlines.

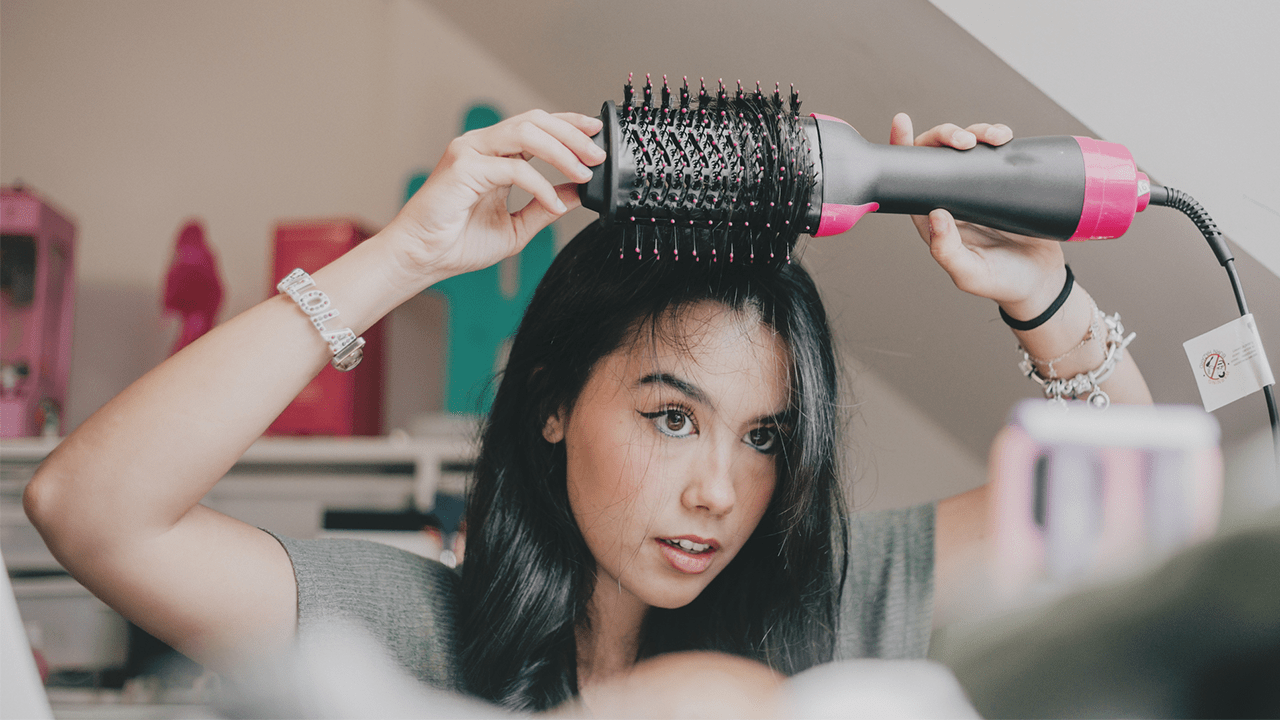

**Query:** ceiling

left=422, top=0, right=1280, bottom=463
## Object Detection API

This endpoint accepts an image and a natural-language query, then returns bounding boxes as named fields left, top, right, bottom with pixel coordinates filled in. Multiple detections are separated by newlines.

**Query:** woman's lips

left=656, top=537, right=718, bottom=574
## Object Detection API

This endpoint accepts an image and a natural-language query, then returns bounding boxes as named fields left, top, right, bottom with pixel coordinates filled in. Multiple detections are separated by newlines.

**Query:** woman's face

left=544, top=301, right=789, bottom=611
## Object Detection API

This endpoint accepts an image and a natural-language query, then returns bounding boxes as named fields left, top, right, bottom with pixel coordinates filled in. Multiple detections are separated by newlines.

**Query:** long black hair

left=456, top=223, right=849, bottom=711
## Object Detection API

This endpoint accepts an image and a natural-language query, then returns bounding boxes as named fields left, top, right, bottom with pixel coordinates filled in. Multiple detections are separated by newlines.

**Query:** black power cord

left=1148, top=185, right=1280, bottom=478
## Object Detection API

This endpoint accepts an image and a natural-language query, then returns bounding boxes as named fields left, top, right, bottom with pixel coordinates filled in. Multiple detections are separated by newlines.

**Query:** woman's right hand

left=387, top=109, right=605, bottom=286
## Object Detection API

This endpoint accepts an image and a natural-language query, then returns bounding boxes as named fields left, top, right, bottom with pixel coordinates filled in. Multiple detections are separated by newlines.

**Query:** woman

left=24, top=109, right=1150, bottom=713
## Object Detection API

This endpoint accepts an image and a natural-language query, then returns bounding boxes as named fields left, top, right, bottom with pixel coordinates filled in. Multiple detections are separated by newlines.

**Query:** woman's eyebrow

left=636, top=373, right=788, bottom=425
left=636, top=373, right=710, bottom=408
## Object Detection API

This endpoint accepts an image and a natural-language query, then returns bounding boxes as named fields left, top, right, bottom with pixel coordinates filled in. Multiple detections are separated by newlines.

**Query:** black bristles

left=608, top=74, right=817, bottom=264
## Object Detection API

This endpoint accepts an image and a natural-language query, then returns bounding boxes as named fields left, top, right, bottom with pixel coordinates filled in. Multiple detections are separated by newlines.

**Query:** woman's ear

left=542, top=409, right=565, bottom=443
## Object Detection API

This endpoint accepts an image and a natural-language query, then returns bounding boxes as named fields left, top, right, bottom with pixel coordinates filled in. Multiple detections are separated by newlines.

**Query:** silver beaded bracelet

left=277, top=268, right=365, bottom=372
left=1017, top=309, right=1135, bottom=409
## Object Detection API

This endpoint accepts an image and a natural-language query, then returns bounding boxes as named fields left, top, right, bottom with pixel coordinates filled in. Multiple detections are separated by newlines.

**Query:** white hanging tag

left=1182, top=314, right=1275, bottom=412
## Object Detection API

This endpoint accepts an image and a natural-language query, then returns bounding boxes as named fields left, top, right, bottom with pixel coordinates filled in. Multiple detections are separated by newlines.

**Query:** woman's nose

left=682, top=445, right=737, bottom=516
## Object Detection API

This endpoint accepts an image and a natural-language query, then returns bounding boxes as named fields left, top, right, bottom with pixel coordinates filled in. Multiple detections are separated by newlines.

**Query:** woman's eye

left=646, top=409, right=695, bottom=438
left=744, top=426, right=779, bottom=453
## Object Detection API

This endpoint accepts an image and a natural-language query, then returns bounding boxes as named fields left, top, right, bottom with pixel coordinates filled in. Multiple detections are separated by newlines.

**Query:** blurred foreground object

left=163, top=219, right=223, bottom=356
left=933, top=505, right=1280, bottom=718
left=783, top=660, right=978, bottom=719
left=985, top=401, right=1221, bottom=608
left=220, top=623, right=980, bottom=719
left=1, top=548, right=53, bottom=719
left=0, top=187, right=75, bottom=438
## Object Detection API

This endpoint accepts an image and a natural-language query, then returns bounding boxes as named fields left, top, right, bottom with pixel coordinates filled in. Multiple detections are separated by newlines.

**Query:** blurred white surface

left=1, top=551, right=53, bottom=720
left=784, top=660, right=978, bottom=719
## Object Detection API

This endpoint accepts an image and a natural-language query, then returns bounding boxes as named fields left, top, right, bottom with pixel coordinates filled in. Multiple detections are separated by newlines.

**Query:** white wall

left=844, top=357, right=987, bottom=509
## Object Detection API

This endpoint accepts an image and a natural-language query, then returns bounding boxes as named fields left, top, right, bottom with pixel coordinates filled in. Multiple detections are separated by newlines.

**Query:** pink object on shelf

left=0, top=187, right=77, bottom=437
left=163, top=219, right=224, bottom=356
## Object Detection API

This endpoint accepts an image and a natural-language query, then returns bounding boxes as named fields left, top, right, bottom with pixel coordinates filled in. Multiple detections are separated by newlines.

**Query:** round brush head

left=580, top=75, right=822, bottom=263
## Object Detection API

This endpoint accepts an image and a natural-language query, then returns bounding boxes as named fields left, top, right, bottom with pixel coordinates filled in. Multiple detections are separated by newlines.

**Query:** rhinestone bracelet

left=1017, top=309, right=1134, bottom=409
left=277, top=268, right=365, bottom=372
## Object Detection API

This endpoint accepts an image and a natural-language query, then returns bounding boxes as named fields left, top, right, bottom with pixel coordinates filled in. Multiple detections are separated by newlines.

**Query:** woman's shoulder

left=265, top=530, right=459, bottom=618
left=263, top=530, right=462, bottom=690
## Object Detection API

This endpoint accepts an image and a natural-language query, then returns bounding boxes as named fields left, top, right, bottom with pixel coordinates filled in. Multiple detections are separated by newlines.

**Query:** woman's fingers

left=913, top=120, right=1014, bottom=150
left=889, top=112, right=915, bottom=147
left=512, top=183, right=582, bottom=246
left=915, top=122, right=976, bottom=149
left=468, top=110, right=605, bottom=183
left=468, top=154, right=569, bottom=215
left=553, top=111, right=606, bottom=138
left=926, top=209, right=985, bottom=293
left=892, top=113, right=1014, bottom=149
left=963, top=122, right=1014, bottom=146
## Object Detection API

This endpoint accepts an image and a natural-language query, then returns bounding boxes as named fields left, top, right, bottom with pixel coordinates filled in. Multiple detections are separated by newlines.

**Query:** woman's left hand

left=890, top=113, right=1068, bottom=322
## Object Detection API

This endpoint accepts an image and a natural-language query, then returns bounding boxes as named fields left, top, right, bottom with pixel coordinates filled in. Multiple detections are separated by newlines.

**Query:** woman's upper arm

left=933, top=482, right=993, bottom=627
left=51, top=502, right=297, bottom=672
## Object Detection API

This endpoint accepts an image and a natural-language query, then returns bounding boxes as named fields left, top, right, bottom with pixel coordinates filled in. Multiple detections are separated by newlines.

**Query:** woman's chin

left=631, top=574, right=715, bottom=610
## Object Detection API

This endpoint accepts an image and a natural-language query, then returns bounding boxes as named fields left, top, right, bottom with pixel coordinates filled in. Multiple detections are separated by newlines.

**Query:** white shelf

left=2, top=427, right=478, bottom=571
left=2, top=430, right=476, bottom=508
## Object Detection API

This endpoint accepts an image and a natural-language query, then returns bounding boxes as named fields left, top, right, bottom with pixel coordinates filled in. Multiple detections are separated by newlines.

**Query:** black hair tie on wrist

left=1000, top=265, right=1074, bottom=331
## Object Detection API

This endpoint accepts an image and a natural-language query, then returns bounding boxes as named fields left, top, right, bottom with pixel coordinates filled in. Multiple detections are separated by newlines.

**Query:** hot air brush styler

left=579, top=73, right=1280, bottom=479
left=579, top=74, right=1156, bottom=263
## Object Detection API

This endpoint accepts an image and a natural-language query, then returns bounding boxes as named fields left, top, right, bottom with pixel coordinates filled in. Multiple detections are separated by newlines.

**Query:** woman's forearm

left=25, top=231, right=425, bottom=557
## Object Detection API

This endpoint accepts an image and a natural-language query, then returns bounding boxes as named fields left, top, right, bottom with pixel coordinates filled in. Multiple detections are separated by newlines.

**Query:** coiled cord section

left=1149, top=185, right=1234, bottom=268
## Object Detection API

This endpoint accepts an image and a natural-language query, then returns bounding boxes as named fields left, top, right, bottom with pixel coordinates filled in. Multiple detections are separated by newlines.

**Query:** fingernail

left=554, top=198, right=568, bottom=213
left=957, top=131, right=976, bottom=146
left=578, top=164, right=595, bottom=181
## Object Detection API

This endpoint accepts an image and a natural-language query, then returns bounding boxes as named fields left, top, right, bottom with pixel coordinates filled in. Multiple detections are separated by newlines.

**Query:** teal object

left=405, top=104, right=556, bottom=414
